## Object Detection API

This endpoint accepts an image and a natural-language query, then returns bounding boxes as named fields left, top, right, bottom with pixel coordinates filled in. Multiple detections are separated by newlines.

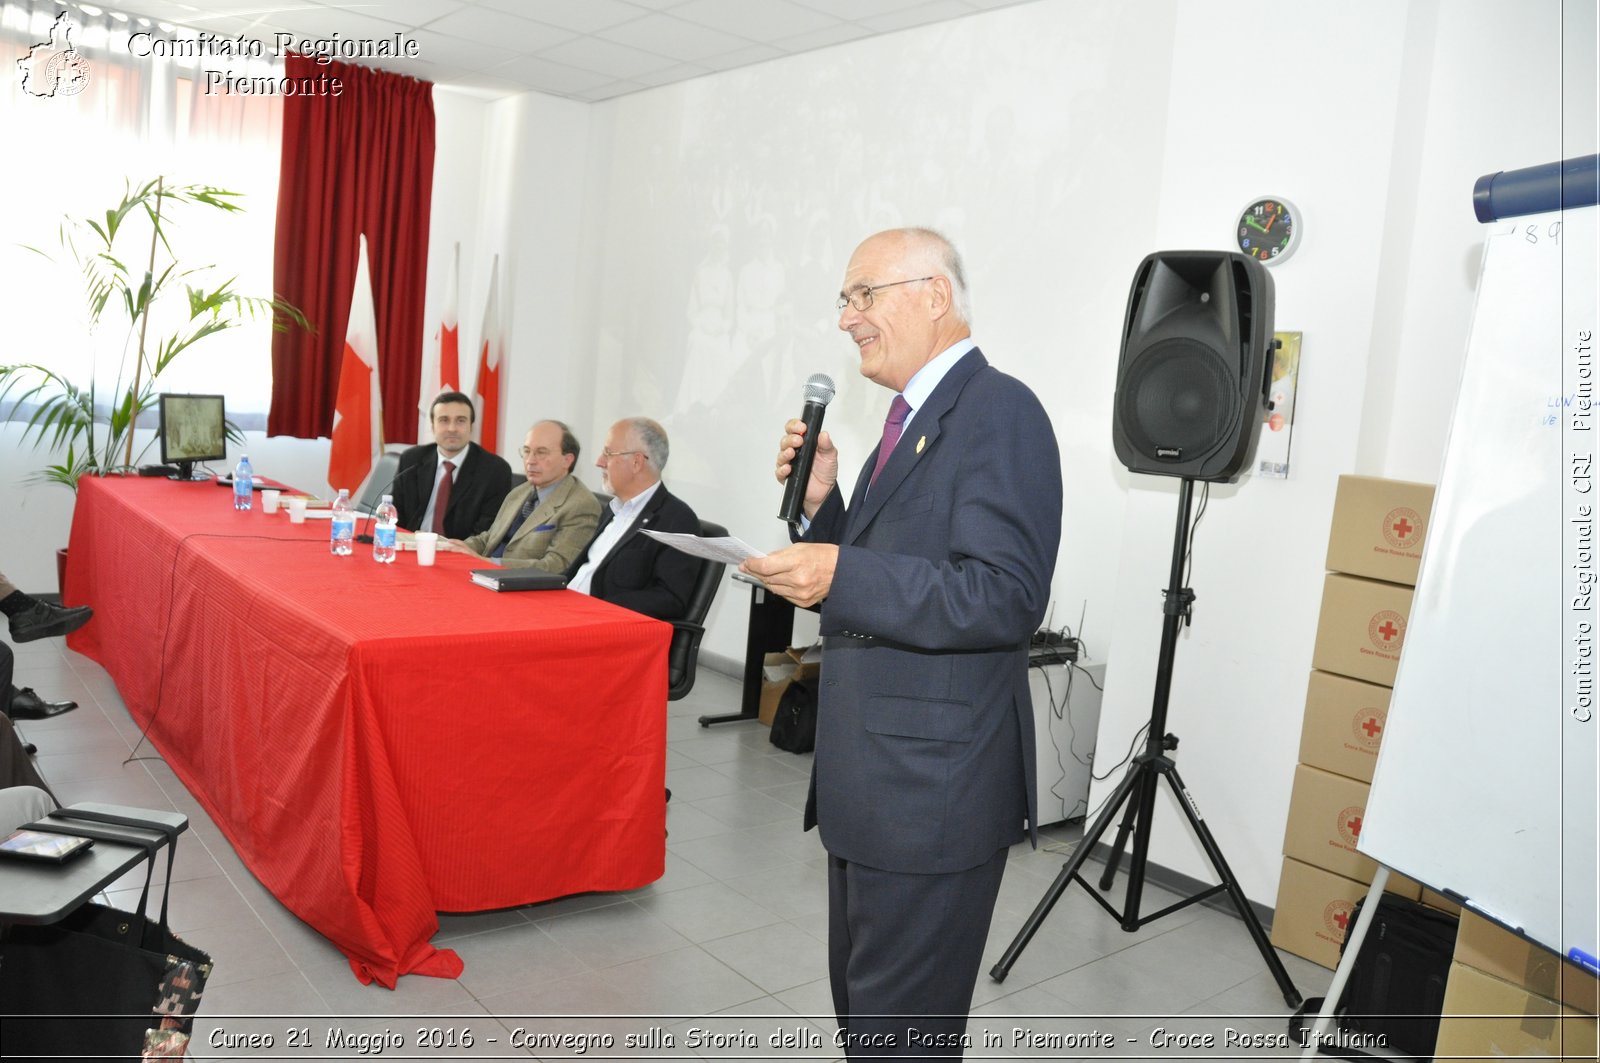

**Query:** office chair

left=667, top=519, right=728, bottom=702
left=355, top=451, right=402, bottom=513
left=662, top=518, right=727, bottom=811
left=585, top=494, right=720, bottom=696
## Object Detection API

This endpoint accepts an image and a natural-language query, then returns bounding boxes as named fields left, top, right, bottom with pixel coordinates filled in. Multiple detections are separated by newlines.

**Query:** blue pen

left=1569, top=947, right=1600, bottom=975
left=534, top=523, right=556, bottom=532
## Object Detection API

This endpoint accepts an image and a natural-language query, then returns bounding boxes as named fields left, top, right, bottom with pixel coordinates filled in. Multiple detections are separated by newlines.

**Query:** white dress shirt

left=569, top=480, right=662, bottom=596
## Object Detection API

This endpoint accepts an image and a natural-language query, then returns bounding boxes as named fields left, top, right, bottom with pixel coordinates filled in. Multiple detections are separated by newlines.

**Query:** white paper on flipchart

left=641, top=529, right=766, bottom=564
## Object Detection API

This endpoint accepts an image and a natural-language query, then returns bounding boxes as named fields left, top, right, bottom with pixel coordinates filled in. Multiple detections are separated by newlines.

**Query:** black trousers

left=0, top=644, right=54, bottom=798
left=827, top=844, right=1009, bottom=1059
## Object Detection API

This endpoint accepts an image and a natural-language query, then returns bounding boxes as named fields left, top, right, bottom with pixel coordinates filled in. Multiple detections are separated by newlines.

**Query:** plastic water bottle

left=330, top=489, right=354, bottom=556
left=233, top=455, right=253, bottom=511
left=372, top=494, right=398, bottom=564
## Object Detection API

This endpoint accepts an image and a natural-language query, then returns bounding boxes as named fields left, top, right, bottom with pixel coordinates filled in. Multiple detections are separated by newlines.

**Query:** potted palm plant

left=0, top=176, right=303, bottom=487
left=0, top=177, right=304, bottom=591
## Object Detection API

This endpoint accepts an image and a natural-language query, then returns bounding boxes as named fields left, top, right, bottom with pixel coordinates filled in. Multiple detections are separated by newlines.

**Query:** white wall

left=1091, top=0, right=1417, bottom=905
left=557, top=0, right=1590, bottom=907
left=473, top=90, right=597, bottom=468
left=1089, top=0, right=1589, bottom=901
left=0, top=424, right=80, bottom=595
left=571, top=0, right=1183, bottom=672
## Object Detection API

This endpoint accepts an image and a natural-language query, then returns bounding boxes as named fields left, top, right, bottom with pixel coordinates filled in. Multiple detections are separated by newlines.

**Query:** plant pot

left=56, top=548, right=68, bottom=600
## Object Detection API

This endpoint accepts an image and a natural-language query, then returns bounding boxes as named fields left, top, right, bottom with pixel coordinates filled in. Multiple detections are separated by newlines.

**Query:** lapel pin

left=916, top=435, right=926, bottom=454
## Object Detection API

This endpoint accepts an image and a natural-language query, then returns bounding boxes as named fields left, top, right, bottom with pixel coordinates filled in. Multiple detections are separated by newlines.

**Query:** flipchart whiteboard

left=1359, top=204, right=1598, bottom=964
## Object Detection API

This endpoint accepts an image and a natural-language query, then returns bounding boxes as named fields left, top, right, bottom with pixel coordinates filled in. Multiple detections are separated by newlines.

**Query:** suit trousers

left=827, top=844, right=1009, bottom=1059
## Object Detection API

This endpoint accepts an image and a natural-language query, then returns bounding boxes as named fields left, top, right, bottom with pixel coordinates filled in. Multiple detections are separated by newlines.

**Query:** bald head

left=838, top=228, right=974, bottom=392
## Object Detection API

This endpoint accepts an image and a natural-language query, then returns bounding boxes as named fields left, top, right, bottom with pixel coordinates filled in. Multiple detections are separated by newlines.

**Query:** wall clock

left=1236, top=197, right=1300, bottom=264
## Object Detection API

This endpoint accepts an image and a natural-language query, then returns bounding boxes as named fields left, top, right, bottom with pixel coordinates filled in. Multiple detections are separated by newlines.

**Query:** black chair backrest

left=356, top=451, right=402, bottom=513
left=667, top=519, right=728, bottom=700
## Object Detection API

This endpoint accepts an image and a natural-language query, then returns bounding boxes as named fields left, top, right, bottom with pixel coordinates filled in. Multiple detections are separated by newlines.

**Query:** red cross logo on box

left=1352, top=707, right=1387, bottom=748
left=1337, top=805, right=1365, bottom=847
left=1382, top=506, right=1424, bottom=550
left=1367, top=610, right=1406, bottom=651
left=1324, top=900, right=1354, bottom=938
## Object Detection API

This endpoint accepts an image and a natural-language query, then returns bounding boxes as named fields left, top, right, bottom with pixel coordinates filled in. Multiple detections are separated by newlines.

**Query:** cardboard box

left=1270, top=857, right=1421, bottom=970
left=1298, top=670, right=1392, bottom=783
left=1310, top=573, right=1415, bottom=687
left=1283, top=764, right=1379, bottom=882
left=1325, top=474, right=1435, bottom=586
left=1421, top=888, right=1463, bottom=918
left=1454, top=910, right=1599, bottom=1015
left=1436, top=961, right=1598, bottom=1061
left=757, top=647, right=821, bottom=727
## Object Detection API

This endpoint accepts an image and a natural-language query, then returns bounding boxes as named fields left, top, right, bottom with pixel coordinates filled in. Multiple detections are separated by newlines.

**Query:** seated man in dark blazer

left=392, top=391, right=515, bottom=539
left=447, top=420, right=601, bottom=572
left=565, top=417, right=700, bottom=621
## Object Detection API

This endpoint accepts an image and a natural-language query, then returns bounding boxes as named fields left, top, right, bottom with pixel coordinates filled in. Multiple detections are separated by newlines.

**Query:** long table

left=64, top=476, right=671, bottom=986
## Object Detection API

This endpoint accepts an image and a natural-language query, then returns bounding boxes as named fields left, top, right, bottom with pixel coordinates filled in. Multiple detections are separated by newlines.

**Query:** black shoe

left=8, top=601, right=93, bottom=643
left=8, top=687, right=78, bottom=719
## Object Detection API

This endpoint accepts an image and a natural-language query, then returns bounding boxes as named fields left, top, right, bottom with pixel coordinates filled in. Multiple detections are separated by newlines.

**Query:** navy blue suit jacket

left=801, top=348, right=1062, bottom=875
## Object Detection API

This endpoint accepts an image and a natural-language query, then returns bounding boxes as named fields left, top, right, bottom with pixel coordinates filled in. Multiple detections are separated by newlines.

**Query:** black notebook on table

left=470, top=568, right=567, bottom=592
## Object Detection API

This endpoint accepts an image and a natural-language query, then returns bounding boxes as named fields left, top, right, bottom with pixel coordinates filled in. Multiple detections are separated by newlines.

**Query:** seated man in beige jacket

left=444, top=420, right=601, bottom=571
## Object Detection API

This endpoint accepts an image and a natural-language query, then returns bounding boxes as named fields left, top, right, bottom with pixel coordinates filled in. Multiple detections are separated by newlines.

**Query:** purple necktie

left=869, top=395, right=912, bottom=487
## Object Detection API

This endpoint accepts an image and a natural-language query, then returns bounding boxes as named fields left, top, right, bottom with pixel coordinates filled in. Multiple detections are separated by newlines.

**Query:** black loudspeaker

left=1112, top=251, right=1276, bottom=483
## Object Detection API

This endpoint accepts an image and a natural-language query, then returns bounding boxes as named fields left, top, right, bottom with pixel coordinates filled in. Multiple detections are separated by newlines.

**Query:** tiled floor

left=8, top=634, right=1332, bottom=1060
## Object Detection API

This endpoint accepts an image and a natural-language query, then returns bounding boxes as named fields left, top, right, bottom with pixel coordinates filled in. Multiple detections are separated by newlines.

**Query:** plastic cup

left=287, top=497, right=308, bottom=524
left=415, top=531, right=438, bottom=566
left=261, top=489, right=281, bottom=514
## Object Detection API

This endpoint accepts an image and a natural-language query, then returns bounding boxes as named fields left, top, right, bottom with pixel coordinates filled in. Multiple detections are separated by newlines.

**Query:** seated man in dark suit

left=392, top=391, right=515, bottom=539
left=565, top=417, right=700, bottom=620
left=446, top=420, right=601, bottom=571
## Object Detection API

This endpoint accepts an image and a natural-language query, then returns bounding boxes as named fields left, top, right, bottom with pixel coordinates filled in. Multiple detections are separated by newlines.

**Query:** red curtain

left=269, top=54, right=434, bottom=444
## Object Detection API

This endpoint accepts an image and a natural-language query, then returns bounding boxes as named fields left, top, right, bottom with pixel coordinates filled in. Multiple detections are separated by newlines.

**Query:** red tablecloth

left=64, top=477, right=669, bottom=986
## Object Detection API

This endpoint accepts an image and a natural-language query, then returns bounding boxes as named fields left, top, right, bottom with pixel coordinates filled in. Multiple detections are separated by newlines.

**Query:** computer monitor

left=158, top=393, right=227, bottom=481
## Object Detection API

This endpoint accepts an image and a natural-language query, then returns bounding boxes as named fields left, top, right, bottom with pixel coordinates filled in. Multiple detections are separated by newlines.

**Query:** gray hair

left=903, top=227, right=972, bottom=327
left=623, top=417, right=669, bottom=475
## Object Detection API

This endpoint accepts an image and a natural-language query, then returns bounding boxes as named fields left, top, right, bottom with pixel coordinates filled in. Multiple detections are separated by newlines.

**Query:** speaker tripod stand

left=991, top=477, right=1301, bottom=1008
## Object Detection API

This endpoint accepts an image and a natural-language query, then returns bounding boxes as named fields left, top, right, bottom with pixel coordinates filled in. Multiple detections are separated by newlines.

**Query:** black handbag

left=1289, top=892, right=1459, bottom=1060
left=769, top=678, right=818, bottom=753
left=0, top=808, right=213, bottom=1061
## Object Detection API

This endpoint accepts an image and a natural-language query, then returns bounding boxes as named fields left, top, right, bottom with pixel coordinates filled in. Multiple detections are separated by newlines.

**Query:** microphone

left=355, top=461, right=423, bottom=544
left=778, top=373, right=836, bottom=526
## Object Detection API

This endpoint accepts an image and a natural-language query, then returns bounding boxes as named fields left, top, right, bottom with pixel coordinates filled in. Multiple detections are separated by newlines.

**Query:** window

left=1, top=1, right=283, bottom=422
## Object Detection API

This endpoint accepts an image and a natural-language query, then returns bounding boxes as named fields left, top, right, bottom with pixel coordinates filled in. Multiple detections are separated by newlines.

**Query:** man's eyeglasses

left=836, top=276, right=933, bottom=312
left=600, top=448, right=641, bottom=461
left=519, top=446, right=559, bottom=459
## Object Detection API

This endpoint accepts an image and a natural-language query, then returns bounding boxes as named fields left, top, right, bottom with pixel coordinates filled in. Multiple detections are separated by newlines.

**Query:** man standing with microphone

left=742, top=228, right=1062, bottom=1056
